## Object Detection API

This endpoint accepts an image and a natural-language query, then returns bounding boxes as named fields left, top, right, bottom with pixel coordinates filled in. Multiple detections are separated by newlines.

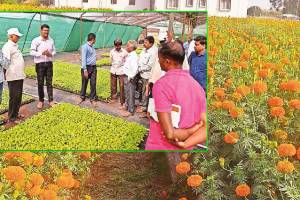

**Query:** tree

left=270, top=0, right=283, bottom=10
left=247, top=6, right=262, bottom=16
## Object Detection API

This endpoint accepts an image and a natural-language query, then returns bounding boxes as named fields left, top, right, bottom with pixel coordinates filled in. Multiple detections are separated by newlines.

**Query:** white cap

left=7, top=28, right=23, bottom=37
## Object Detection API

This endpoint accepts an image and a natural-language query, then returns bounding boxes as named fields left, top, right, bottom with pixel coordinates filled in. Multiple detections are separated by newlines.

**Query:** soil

left=71, top=153, right=172, bottom=200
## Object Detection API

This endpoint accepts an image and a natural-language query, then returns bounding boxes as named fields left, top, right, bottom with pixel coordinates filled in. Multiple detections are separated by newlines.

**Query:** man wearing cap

left=1, top=28, right=26, bottom=123
left=109, top=39, right=128, bottom=108
left=31, top=24, right=56, bottom=109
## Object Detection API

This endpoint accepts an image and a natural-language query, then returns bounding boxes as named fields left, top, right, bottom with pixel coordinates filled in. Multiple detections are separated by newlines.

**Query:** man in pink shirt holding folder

left=145, top=41, right=206, bottom=150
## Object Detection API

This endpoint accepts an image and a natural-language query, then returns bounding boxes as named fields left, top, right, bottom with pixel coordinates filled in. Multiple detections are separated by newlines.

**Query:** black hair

left=41, top=24, right=50, bottom=30
left=87, top=33, right=96, bottom=41
left=114, top=38, right=122, bottom=46
left=145, top=36, right=155, bottom=44
left=159, top=41, right=185, bottom=65
left=195, top=36, right=207, bottom=47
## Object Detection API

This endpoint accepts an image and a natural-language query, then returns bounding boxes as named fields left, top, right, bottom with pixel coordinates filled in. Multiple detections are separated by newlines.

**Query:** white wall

left=154, top=0, right=207, bottom=11
left=55, top=0, right=82, bottom=8
left=207, top=0, right=248, bottom=18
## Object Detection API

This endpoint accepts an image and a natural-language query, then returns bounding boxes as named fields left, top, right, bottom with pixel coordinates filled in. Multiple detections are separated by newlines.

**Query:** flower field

left=25, top=61, right=111, bottom=101
left=0, top=103, right=146, bottom=150
left=172, top=17, right=300, bottom=199
left=0, top=152, right=95, bottom=200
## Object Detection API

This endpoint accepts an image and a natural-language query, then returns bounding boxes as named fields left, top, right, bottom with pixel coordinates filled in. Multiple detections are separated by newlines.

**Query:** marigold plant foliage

left=175, top=17, right=300, bottom=200
left=0, top=152, right=95, bottom=199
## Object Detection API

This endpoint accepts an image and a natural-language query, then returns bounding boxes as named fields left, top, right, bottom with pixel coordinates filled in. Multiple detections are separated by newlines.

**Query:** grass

left=96, top=58, right=111, bottom=67
left=0, top=103, right=147, bottom=150
left=0, top=89, right=34, bottom=114
left=25, top=61, right=111, bottom=101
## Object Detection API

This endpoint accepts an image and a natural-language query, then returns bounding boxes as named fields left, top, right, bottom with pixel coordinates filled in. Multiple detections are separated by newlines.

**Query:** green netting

left=0, top=13, right=143, bottom=54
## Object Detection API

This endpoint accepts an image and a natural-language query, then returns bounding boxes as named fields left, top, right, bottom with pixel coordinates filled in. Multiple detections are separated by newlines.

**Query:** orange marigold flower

left=179, top=198, right=188, bottom=200
left=73, top=179, right=81, bottom=188
left=289, top=99, right=300, bottom=110
left=187, top=175, right=203, bottom=187
left=79, top=152, right=92, bottom=160
left=56, top=176, right=75, bottom=189
left=236, top=86, right=251, bottom=97
left=276, top=160, right=295, bottom=174
left=19, top=152, right=33, bottom=165
left=176, top=162, right=191, bottom=175
left=25, top=181, right=34, bottom=190
left=280, top=57, right=290, bottom=65
left=297, top=148, right=300, bottom=160
left=268, top=97, right=283, bottom=107
left=29, top=173, right=44, bottom=186
left=39, top=189, right=58, bottom=200
left=181, top=153, right=189, bottom=161
left=224, top=132, right=239, bottom=144
left=212, top=101, right=223, bottom=109
left=258, top=69, right=269, bottom=79
left=26, top=186, right=42, bottom=197
left=273, top=130, right=288, bottom=140
left=215, top=88, right=226, bottom=99
left=240, top=51, right=250, bottom=61
left=3, top=153, right=19, bottom=160
left=2, top=166, right=26, bottom=182
left=239, top=61, right=248, bottom=69
left=33, top=155, right=44, bottom=167
left=224, top=78, right=233, bottom=88
left=229, top=107, right=244, bottom=119
left=252, top=81, right=267, bottom=95
left=232, top=63, right=240, bottom=69
left=277, top=144, right=296, bottom=157
left=263, top=62, right=275, bottom=69
left=46, top=184, right=59, bottom=193
left=208, top=66, right=214, bottom=77
left=270, top=107, right=285, bottom=117
left=232, top=92, right=243, bottom=102
left=222, top=100, right=235, bottom=110
left=279, top=80, right=300, bottom=92
left=235, top=184, right=251, bottom=197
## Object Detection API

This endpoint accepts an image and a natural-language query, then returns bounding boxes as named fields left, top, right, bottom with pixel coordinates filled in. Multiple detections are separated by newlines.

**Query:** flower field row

left=173, top=17, right=300, bottom=200
left=0, top=152, right=95, bottom=200
left=25, top=61, right=111, bottom=101
left=0, top=103, right=146, bottom=150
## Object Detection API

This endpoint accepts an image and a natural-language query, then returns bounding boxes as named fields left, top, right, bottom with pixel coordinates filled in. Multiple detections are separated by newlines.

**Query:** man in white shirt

left=2, top=28, right=26, bottom=123
left=121, top=40, right=139, bottom=117
left=30, top=24, right=56, bottom=109
left=136, top=36, right=157, bottom=117
left=109, top=39, right=128, bottom=108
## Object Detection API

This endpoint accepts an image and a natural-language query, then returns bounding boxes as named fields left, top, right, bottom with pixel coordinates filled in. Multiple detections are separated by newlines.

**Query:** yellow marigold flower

left=276, top=160, right=295, bottom=174
left=273, top=130, right=288, bottom=140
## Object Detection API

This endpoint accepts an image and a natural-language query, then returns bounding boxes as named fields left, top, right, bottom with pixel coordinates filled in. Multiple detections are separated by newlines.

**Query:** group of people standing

left=0, top=24, right=55, bottom=124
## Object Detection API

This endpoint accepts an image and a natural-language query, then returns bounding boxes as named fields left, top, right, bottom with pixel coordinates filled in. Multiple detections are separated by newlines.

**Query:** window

left=166, top=0, right=179, bottom=9
left=199, top=0, right=206, bottom=8
left=129, top=0, right=135, bottom=5
left=111, top=0, right=117, bottom=4
left=219, top=0, right=231, bottom=11
left=82, top=0, right=88, bottom=2
left=186, top=0, right=193, bottom=7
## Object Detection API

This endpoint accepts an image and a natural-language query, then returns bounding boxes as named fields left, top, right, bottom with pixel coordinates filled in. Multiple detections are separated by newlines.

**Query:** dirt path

left=72, top=153, right=172, bottom=200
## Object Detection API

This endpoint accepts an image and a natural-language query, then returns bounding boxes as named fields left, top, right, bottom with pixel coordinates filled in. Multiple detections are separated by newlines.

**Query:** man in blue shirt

left=80, top=33, right=97, bottom=106
left=188, top=36, right=207, bottom=92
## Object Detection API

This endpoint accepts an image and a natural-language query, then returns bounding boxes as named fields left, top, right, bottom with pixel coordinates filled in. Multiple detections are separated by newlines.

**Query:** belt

left=87, top=65, right=96, bottom=67
left=37, top=61, right=52, bottom=65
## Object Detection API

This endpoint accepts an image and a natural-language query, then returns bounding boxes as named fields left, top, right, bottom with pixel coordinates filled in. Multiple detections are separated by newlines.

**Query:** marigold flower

left=277, top=144, right=296, bottom=157
left=280, top=57, right=290, bottom=65
left=176, top=162, right=191, bottom=175
left=26, top=186, right=42, bottom=197
left=297, top=147, right=300, bottom=160
left=252, top=81, right=268, bottom=95
left=224, top=78, right=233, bottom=88
left=79, top=152, right=91, bottom=160
left=29, top=173, right=44, bottom=186
left=279, top=80, right=300, bottom=92
left=240, top=51, right=250, bottom=61
left=181, top=153, right=189, bottom=161
left=235, top=184, right=251, bottom=197
left=268, top=97, right=283, bottom=107
left=289, top=99, right=300, bottom=110
left=74, top=179, right=81, bottom=188
left=56, top=176, right=75, bottom=189
left=33, top=155, right=44, bottom=167
left=232, top=63, right=240, bottom=69
left=229, top=107, right=244, bottom=118
left=215, top=88, right=226, bottom=99
left=224, top=132, right=239, bottom=144
left=14, top=180, right=25, bottom=191
left=236, top=86, right=251, bottom=97
left=276, top=160, right=295, bottom=174
left=212, top=101, right=222, bottom=109
left=273, top=130, right=288, bottom=140
left=232, top=92, right=243, bottom=102
left=46, top=184, right=59, bottom=193
left=208, top=67, right=214, bottom=77
left=179, top=198, right=188, bottom=200
left=187, top=175, right=203, bottom=187
left=270, top=107, right=285, bottom=117
left=19, top=152, right=33, bottom=165
left=39, top=189, right=58, bottom=200
left=2, top=166, right=26, bottom=182
left=3, top=152, right=19, bottom=160
left=222, top=100, right=235, bottom=110
left=239, top=61, right=248, bottom=69
left=258, top=69, right=269, bottom=78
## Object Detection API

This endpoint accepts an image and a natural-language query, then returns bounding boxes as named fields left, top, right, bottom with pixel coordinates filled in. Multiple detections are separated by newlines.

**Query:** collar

left=165, top=68, right=188, bottom=75
left=8, top=39, right=17, bottom=46
left=39, top=36, right=50, bottom=41
left=87, top=42, right=94, bottom=47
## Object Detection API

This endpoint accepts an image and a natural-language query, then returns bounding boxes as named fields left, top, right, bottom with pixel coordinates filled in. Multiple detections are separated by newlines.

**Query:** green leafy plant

left=96, top=58, right=111, bottom=67
left=0, top=103, right=146, bottom=150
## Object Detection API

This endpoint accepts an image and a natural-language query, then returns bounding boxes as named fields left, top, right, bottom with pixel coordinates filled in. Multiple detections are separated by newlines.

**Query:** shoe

left=121, top=111, right=133, bottom=117
left=37, top=101, right=44, bottom=109
left=118, top=105, right=126, bottom=110
left=49, top=101, right=55, bottom=107
left=91, top=100, right=97, bottom=107
left=77, top=97, right=85, bottom=105
left=8, top=119, right=22, bottom=124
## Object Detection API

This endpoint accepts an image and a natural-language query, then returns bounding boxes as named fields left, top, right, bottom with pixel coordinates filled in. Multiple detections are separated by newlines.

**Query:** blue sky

left=248, top=0, right=272, bottom=9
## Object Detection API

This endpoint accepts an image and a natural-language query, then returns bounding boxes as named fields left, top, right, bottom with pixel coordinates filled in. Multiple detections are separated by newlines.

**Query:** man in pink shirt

left=145, top=41, right=206, bottom=150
